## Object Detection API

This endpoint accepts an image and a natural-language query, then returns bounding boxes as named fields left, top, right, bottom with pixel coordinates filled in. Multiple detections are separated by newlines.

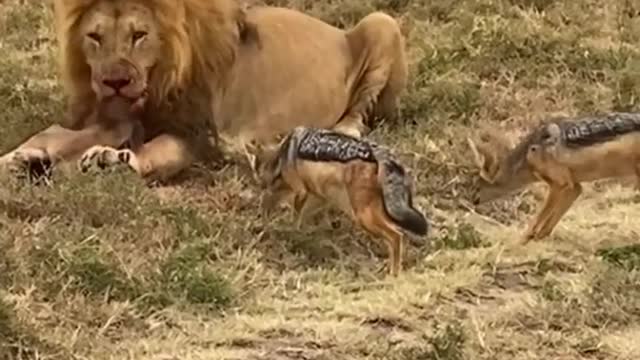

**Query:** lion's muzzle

left=95, top=59, right=147, bottom=100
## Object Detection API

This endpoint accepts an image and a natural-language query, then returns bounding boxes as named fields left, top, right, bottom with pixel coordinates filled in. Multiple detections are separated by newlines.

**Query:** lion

left=2, top=0, right=408, bottom=183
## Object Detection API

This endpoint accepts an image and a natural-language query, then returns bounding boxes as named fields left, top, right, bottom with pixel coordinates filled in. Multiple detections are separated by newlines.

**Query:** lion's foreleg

left=133, top=134, right=195, bottom=181
left=80, top=133, right=194, bottom=182
left=1, top=123, right=133, bottom=177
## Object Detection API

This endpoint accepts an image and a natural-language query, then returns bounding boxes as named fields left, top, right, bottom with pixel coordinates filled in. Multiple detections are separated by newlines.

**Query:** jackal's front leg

left=292, top=193, right=328, bottom=230
left=522, top=184, right=561, bottom=243
left=260, top=186, right=291, bottom=221
left=292, top=192, right=309, bottom=230
left=535, top=183, right=582, bottom=239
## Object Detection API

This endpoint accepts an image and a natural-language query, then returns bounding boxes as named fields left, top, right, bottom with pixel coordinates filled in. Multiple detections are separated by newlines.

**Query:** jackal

left=248, top=126, right=430, bottom=276
left=468, top=112, right=640, bottom=242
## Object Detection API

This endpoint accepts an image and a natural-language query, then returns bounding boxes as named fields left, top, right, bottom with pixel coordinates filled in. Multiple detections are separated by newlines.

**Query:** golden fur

left=2, top=0, right=408, bottom=183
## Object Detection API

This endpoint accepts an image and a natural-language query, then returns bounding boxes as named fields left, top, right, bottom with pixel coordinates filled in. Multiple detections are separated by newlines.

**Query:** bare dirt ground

left=1, top=0, right=640, bottom=359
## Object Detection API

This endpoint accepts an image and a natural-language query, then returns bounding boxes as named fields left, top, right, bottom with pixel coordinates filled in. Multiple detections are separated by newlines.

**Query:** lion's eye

left=87, top=32, right=102, bottom=43
left=132, top=31, right=147, bottom=45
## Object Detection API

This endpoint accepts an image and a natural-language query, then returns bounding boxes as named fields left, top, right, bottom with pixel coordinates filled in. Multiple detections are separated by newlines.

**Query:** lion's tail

left=374, top=149, right=429, bottom=236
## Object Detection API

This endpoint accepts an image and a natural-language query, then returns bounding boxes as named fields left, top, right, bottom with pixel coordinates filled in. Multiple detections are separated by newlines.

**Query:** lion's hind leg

left=338, top=12, right=408, bottom=136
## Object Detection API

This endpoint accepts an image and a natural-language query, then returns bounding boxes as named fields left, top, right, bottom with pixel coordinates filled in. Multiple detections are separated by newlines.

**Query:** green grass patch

left=67, top=248, right=140, bottom=301
left=596, top=244, right=640, bottom=271
left=387, top=320, right=467, bottom=360
left=435, top=222, right=489, bottom=250
left=156, top=241, right=233, bottom=310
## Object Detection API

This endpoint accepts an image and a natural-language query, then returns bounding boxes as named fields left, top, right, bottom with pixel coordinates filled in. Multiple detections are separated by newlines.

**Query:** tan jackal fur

left=468, top=112, right=640, bottom=242
left=248, top=127, right=429, bottom=276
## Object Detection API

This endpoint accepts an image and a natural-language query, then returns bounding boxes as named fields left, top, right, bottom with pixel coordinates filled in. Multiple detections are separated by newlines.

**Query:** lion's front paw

left=1, top=148, right=54, bottom=182
left=79, top=145, right=137, bottom=174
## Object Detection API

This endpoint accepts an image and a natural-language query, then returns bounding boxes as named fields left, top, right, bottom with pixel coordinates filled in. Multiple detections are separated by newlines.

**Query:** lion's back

left=241, top=6, right=352, bottom=73
left=216, top=6, right=356, bottom=140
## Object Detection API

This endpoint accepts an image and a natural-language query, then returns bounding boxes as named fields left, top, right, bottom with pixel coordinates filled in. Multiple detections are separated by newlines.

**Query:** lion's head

left=75, top=1, right=159, bottom=101
left=55, top=0, right=247, bottom=124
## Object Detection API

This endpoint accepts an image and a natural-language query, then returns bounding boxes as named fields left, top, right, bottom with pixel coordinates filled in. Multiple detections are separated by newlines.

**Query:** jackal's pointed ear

left=242, top=140, right=263, bottom=174
left=467, top=137, right=499, bottom=182
left=467, top=137, right=485, bottom=168
left=467, top=137, right=497, bottom=169
left=543, top=123, right=562, bottom=145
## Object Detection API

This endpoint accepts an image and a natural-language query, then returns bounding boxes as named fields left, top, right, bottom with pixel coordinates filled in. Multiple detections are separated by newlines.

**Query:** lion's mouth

left=130, top=90, right=148, bottom=113
left=95, top=79, right=147, bottom=99
left=100, top=89, right=148, bottom=114
left=93, top=61, right=149, bottom=102
left=116, top=87, right=148, bottom=101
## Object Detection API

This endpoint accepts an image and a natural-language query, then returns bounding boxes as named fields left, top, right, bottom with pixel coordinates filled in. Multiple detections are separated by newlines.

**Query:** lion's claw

left=117, top=149, right=132, bottom=163
left=1, top=148, right=54, bottom=183
left=79, top=145, right=137, bottom=174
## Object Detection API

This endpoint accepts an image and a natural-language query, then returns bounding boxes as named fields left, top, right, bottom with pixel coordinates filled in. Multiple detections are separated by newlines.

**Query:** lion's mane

left=54, top=0, right=247, bottom=131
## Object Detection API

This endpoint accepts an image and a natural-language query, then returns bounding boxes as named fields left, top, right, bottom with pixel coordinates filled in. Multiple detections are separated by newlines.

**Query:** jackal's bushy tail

left=374, top=148, right=429, bottom=236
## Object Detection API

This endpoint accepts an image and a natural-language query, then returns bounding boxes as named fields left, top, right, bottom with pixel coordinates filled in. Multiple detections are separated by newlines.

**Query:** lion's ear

left=236, top=5, right=249, bottom=40
left=236, top=4, right=258, bottom=42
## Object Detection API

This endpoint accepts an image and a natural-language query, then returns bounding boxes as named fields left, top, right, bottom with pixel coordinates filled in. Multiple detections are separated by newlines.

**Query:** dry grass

left=1, top=0, right=640, bottom=359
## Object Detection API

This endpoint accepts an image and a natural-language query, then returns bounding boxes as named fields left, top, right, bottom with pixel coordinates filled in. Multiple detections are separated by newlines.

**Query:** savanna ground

left=1, top=0, right=640, bottom=359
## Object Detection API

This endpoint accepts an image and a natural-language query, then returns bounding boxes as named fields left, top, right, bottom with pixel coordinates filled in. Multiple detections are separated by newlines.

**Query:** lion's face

left=79, top=1, right=161, bottom=102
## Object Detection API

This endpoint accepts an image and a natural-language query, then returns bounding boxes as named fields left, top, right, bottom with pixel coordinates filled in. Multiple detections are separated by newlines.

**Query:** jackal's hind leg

left=359, top=212, right=404, bottom=277
left=350, top=193, right=404, bottom=277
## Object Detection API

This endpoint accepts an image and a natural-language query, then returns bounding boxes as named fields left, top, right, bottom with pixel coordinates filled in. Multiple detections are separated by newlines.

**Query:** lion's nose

left=102, top=77, right=132, bottom=91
